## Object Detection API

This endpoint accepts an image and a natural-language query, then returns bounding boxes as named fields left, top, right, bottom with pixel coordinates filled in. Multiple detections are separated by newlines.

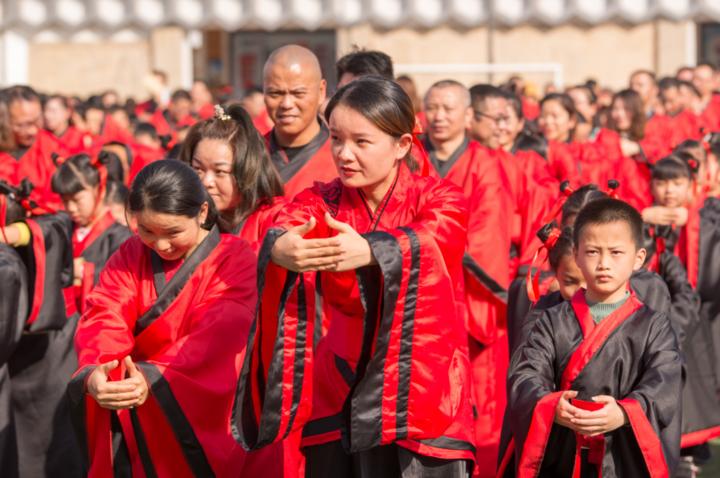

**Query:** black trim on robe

left=18, top=213, right=73, bottom=332
left=303, top=413, right=344, bottom=439
left=136, top=362, right=215, bottom=477
left=232, top=228, right=300, bottom=449
left=463, top=252, right=508, bottom=303
left=395, top=226, right=421, bottom=439
left=424, top=135, right=470, bottom=178
left=134, top=226, right=220, bottom=335
left=129, top=409, right=158, bottom=478
left=268, top=122, right=329, bottom=184
left=345, top=231, right=403, bottom=452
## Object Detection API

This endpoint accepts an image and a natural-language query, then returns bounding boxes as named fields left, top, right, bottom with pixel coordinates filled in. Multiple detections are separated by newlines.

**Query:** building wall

left=26, top=27, right=188, bottom=100
left=338, top=20, right=694, bottom=96
left=29, top=40, right=151, bottom=99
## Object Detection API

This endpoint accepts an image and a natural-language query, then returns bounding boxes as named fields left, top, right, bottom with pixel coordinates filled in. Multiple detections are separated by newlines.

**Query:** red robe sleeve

left=232, top=178, right=472, bottom=453
left=70, top=234, right=260, bottom=476
left=546, top=141, right=580, bottom=185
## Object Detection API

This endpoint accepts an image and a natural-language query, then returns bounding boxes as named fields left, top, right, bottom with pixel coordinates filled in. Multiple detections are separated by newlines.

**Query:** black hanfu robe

left=499, top=289, right=682, bottom=478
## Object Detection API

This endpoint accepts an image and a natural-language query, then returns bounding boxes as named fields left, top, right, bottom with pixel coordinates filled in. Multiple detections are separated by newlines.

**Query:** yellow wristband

left=13, top=222, right=32, bottom=247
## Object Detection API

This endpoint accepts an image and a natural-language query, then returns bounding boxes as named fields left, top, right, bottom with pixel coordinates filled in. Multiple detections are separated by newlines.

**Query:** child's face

left=62, top=187, right=100, bottom=228
left=574, top=220, right=646, bottom=302
left=650, top=177, right=691, bottom=208
left=555, top=254, right=586, bottom=301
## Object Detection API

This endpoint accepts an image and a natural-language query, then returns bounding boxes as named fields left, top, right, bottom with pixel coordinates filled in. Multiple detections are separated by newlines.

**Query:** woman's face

left=539, top=99, right=575, bottom=142
left=610, top=98, right=632, bottom=132
left=134, top=204, right=208, bottom=261
left=498, top=103, right=524, bottom=148
left=62, top=186, right=101, bottom=228
left=328, top=104, right=411, bottom=192
left=191, top=138, right=240, bottom=214
left=43, top=98, right=71, bottom=133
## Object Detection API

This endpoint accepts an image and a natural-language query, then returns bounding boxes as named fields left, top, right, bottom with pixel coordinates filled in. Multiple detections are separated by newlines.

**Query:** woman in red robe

left=233, top=76, right=475, bottom=477
left=69, top=160, right=260, bottom=477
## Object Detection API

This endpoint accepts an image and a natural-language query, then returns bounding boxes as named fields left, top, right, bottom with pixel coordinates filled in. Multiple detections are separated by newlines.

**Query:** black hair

left=540, top=92, right=577, bottom=117
left=134, top=122, right=159, bottom=140
left=105, top=180, right=128, bottom=206
left=658, top=76, right=680, bottom=93
left=651, top=154, right=694, bottom=180
left=3, top=85, right=40, bottom=105
left=51, top=152, right=123, bottom=196
left=170, top=89, right=192, bottom=103
left=336, top=49, right=394, bottom=81
left=678, top=80, right=701, bottom=98
left=548, top=227, right=574, bottom=271
left=469, top=84, right=505, bottom=112
left=561, top=184, right=608, bottom=226
left=128, top=159, right=217, bottom=230
left=502, top=90, right=524, bottom=120
left=573, top=198, right=644, bottom=249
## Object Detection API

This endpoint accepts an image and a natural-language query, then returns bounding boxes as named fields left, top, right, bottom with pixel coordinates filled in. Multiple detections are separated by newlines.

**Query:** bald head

left=264, top=44, right=323, bottom=83
left=263, top=44, right=327, bottom=148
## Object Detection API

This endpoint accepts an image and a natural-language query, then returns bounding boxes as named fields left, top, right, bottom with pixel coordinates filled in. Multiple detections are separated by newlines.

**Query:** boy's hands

left=570, top=395, right=628, bottom=436
left=555, top=392, right=628, bottom=437
left=554, top=390, right=581, bottom=429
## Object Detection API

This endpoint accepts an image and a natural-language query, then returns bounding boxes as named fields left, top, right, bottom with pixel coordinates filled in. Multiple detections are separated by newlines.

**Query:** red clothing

left=545, top=141, right=580, bottom=185
left=196, top=103, right=215, bottom=120
left=52, top=126, right=92, bottom=155
left=669, top=110, right=705, bottom=145
left=91, top=114, right=134, bottom=151
left=252, top=109, right=274, bottom=136
left=70, top=229, right=282, bottom=477
left=433, top=142, right=512, bottom=475
left=521, top=97, right=540, bottom=121
left=0, top=130, right=66, bottom=210
left=127, top=142, right=167, bottom=184
left=233, top=163, right=475, bottom=464
left=264, top=127, right=338, bottom=199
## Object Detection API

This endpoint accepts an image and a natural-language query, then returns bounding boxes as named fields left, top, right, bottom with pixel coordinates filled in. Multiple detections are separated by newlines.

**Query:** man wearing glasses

left=0, top=85, right=65, bottom=209
left=423, top=80, right=513, bottom=478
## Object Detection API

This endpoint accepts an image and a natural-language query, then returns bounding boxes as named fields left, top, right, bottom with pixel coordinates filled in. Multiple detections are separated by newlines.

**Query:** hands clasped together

left=554, top=390, right=628, bottom=437
left=271, top=212, right=376, bottom=272
left=87, top=356, right=149, bottom=410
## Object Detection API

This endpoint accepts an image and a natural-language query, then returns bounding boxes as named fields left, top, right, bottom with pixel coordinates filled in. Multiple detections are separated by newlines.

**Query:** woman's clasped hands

left=271, top=212, right=376, bottom=272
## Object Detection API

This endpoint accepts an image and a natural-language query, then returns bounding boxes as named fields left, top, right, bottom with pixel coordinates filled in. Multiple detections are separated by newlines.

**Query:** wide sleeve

left=0, top=248, right=28, bottom=365
left=658, top=252, right=701, bottom=346
left=232, top=189, right=327, bottom=451
left=72, top=239, right=143, bottom=372
left=617, top=312, right=683, bottom=476
left=506, top=311, right=560, bottom=455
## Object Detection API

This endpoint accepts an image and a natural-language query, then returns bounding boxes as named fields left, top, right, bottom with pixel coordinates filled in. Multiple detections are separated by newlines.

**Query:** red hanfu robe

left=72, top=211, right=131, bottom=313
left=53, top=126, right=93, bottom=155
left=0, top=130, right=66, bottom=210
left=498, top=290, right=682, bottom=477
left=545, top=141, right=580, bottom=185
left=127, top=143, right=167, bottom=185
left=69, top=228, right=274, bottom=477
left=265, top=124, right=338, bottom=199
left=233, top=163, right=476, bottom=465
left=90, top=115, right=134, bottom=153
left=422, top=139, right=513, bottom=475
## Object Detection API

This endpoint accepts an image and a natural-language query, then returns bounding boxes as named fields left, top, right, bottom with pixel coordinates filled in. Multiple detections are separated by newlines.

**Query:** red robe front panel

left=265, top=126, right=338, bottom=199
left=233, top=163, right=476, bottom=464
left=69, top=229, right=278, bottom=477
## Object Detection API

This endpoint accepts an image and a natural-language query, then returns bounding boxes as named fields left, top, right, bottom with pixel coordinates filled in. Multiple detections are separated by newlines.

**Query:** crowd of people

left=0, top=43, right=719, bottom=478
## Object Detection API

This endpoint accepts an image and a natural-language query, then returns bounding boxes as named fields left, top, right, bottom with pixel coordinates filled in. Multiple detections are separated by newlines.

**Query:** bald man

left=424, top=80, right=513, bottom=478
left=263, top=44, right=337, bottom=198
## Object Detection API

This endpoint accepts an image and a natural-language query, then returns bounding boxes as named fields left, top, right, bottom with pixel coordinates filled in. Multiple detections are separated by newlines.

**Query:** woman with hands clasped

left=232, top=76, right=476, bottom=478
left=70, top=160, right=261, bottom=477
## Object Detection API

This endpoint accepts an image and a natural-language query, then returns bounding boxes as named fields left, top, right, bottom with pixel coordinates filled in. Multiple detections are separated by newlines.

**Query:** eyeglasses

left=473, top=111, right=511, bottom=124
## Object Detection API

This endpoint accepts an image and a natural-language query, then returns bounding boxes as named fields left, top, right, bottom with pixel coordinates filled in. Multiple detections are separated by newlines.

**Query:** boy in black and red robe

left=499, top=198, right=682, bottom=477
